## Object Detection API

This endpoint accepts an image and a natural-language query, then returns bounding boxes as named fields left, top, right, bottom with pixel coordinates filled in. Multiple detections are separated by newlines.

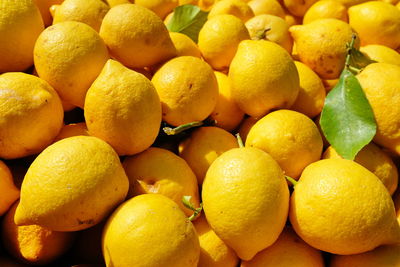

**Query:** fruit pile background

left=1, top=0, right=400, bottom=266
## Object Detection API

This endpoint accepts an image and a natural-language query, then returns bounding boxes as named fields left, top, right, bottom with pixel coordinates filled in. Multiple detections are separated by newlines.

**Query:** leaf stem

left=236, top=133, right=244, bottom=148
left=163, top=121, right=203, bottom=135
left=182, top=196, right=203, bottom=221
left=252, top=28, right=271, bottom=40
left=285, top=175, right=298, bottom=187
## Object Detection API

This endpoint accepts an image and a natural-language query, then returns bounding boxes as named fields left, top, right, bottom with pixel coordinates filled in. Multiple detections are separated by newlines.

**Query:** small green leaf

left=166, top=5, right=208, bottom=43
left=320, top=69, right=376, bottom=160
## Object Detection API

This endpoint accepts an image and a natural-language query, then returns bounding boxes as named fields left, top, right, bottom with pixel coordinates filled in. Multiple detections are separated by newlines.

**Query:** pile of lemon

left=1, top=0, right=400, bottom=266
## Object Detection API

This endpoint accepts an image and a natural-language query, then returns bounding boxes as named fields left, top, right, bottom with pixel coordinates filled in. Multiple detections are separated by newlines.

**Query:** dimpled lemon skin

left=246, top=110, right=323, bottom=179
left=348, top=1, right=400, bottom=49
left=290, top=159, right=400, bottom=255
left=34, top=21, right=109, bottom=108
left=152, top=56, right=218, bottom=126
left=356, top=63, right=400, bottom=155
left=14, top=136, right=129, bottom=232
left=84, top=59, right=161, bottom=156
left=0, top=0, right=44, bottom=73
left=229, top=40, right=299, bottom=118
left=202, top=147, right=289, bottom=260
left=102, top=194, right=200, bottom=267
left=100, top=4, right=176, bottom=69
left=0, top=73, right=63, bottom=159
left=290, top=18, right=358, bottom=79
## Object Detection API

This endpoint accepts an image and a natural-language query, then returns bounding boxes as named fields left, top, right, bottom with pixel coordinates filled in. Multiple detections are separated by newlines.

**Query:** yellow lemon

left=14, top=136, right=129, bottom=232
left=290, top=159, right=400, bottom=255
left=323, top=78, right=339, bottom=92
left=303, top=0, right=348, bottom=24
left=229, top=40, right=299, bottom=117
left=248, top=0, right=285, bottom=18
left=34, top=21, right=109, bottom=108
left=52, top=0, right=110, bottom=32
left=135, top=0, right=178, bottom=19
left=356, top=63, right=400, bottom=155
left=100, top=4, right=176, bottom=68
left=33, top=0, right=63, bottom=26
left=291, top=61, right=326, bottom=118
left=238, top=116, right=259, bottom=143
left=0, top=161, right=19, bottom=216
left=198, top=14, right=250, bottom=71
left=169, top=32, right=202, bottom=58
left=194, top=215, right=239, bottom=267
left=179, top=126, right=239, bottom=184
left=208, top=0, right=255, bottom=22
left=198, top=0, right=216, bottom=10
left=0, top=0, right=44, bottom=73
left=246, top=109, right=323, bottom=178
left=53, top=123, right=89, bottom=142
left=348, top=1, right=400, bottom=49
left=102, top=194, right=200, bottom=267
left=245, top=14, right=293, bottom=53
left=330, top=245, right=400, bottom=267
left=84, top=59, right=161, bottom=156
left=210, top=71, right=245, bottom=131
left=1, top=201, right=75, bottom=265
left=104, top=0, right=131, bottom=7
left=360, top=45, right=400, bottom=66
left=152, top=56, right=218, bottom=126
left=323, top=143, right=398, bottom=195
left=122, top=147, right=200, bottom=216
left=284, top=13, right=302, bottom=26
left=0, top=73, right=63, bottom=159
left=282, top=0, right=317, bottom=17
left=290, top=18, right=358, bottom=79
left=202, top=147, right=289, bottom=260
left=241, top=227, right=324, bottom=267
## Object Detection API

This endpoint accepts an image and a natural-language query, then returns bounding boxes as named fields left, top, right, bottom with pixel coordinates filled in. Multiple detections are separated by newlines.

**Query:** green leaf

left=320, top=68, right=376, bottom=160
left=166, top=4, right=208, bottom=43
left=348, top=47, right=376, bottom=71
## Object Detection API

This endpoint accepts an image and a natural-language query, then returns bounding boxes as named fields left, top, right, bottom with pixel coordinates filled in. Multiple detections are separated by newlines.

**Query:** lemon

left=323, top=143, right=398, bottom=195
left=245, top=14, right=293, bottom=53
left=210, top=71, right=245, bottom=131
left=208, top=0, right=255, bottom=22
left=0, top=73, right=63, bottom=159
left=53, top=123, right=89, bottom=142
left=246, top=109, right=323, bottom=178
left=84, top=59, right=161, bottom=156
left=104, top=0, right=131, bottom=7
left=291, top=61, right=326, bottom=118
left=241, top=227, right=324, bottom=267
left=194, top=215, right=239, bottom=267
left=169, top=32, right=202, bottom=58
left=290, top=18, right=358, bottom=79
left=14, top=136, right=129, bottom=232
left=34, top=21, right=109, bottom=108
left=122, top=147, right=200, bottom=216
left=152, top=56, right=218, bottom=126
left=198, top=0, right=216, bottom=10
left=33, top=0, right=63, bottom=26
left=331, top=244, right=400, bottom=267
left=238, top=116, right=259, bottom=143
left=202, top=147, right=289, bottom=260
left=198, top=14, right=250, bottom=71
left=282, top=0, right=317, bottom=17
left=229, top=40, right=299, bottom=117
left=0, top=161, right=19, bottom=216
left=52, top=0, right=110, bottom=32
left=135, top=0, right=178, bottom=19
left=248, top=0, right=285, bottom=18
left=1, top=201, right=75, bottom=265
left=0, top=0, right=44, bottom=73
left=303, top=0, right=348, bottom=24
left=290, top=159, right=400, bottom=255
left=179, top=126, right=239, bottom=184
left=360, top=45, right=400, bottom=66
left=323, top=78, right=339, bottom=92
left=100, top=4, right=176, bottom=69
left=348, top=1, right=400, bottom=49
left=102, top=194, right=200, bottom=267
left=356, top=63, right=400, bottom=155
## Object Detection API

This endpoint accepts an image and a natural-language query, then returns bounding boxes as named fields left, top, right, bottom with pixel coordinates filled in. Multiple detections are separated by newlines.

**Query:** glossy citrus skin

left=303, top=0, right=348, bottom=24
left=34, top=21, right=109, bottom=108
left=360, top=45, right=400, bottom=66
left=0, top=161, right=19, bottom=216
left=102, top=194, right=200, bottom=267
left=169, top=32, right=202, bottom=58
left=14, top=136, right=129, bottom=232
left=290, top=159, right=400, bottom=255
left=0, top=73, right=63, bottom=159
left=84, top=59, right=161, bottom=156
left=202, top=147, right=289, bottom=260
left=208, top=0, right=254, bottom=22
left=248, top=0, right=285, bottom=18
left=135, top=0, right=179, bottom=19
left=0, top=0, right=44, bottom=73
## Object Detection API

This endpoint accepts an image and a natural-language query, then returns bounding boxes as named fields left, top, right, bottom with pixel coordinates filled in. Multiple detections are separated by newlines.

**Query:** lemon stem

left=345, top=34, right=361, bottom=73
left=285, top=175, right=298, bottom=187
left=252, top=27, right=271, bottom=40
left=182, top=196, right=203, bottom=221
left=163, top=121, right=203, bottom=135
left=236, top=133, right=244, bottom=148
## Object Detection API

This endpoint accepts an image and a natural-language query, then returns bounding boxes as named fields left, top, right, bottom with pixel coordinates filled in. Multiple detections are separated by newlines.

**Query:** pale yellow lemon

left=169, top=32, right=202, bottom=58
left=303, top=0, right=348, bottom=24
left=360, top=45, right=400, bottom=66
left=248, top=0, right=285, bottom=18
left=135, top=0, right=179, bottom=19
left=208, top=0, right=255, bottom=22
